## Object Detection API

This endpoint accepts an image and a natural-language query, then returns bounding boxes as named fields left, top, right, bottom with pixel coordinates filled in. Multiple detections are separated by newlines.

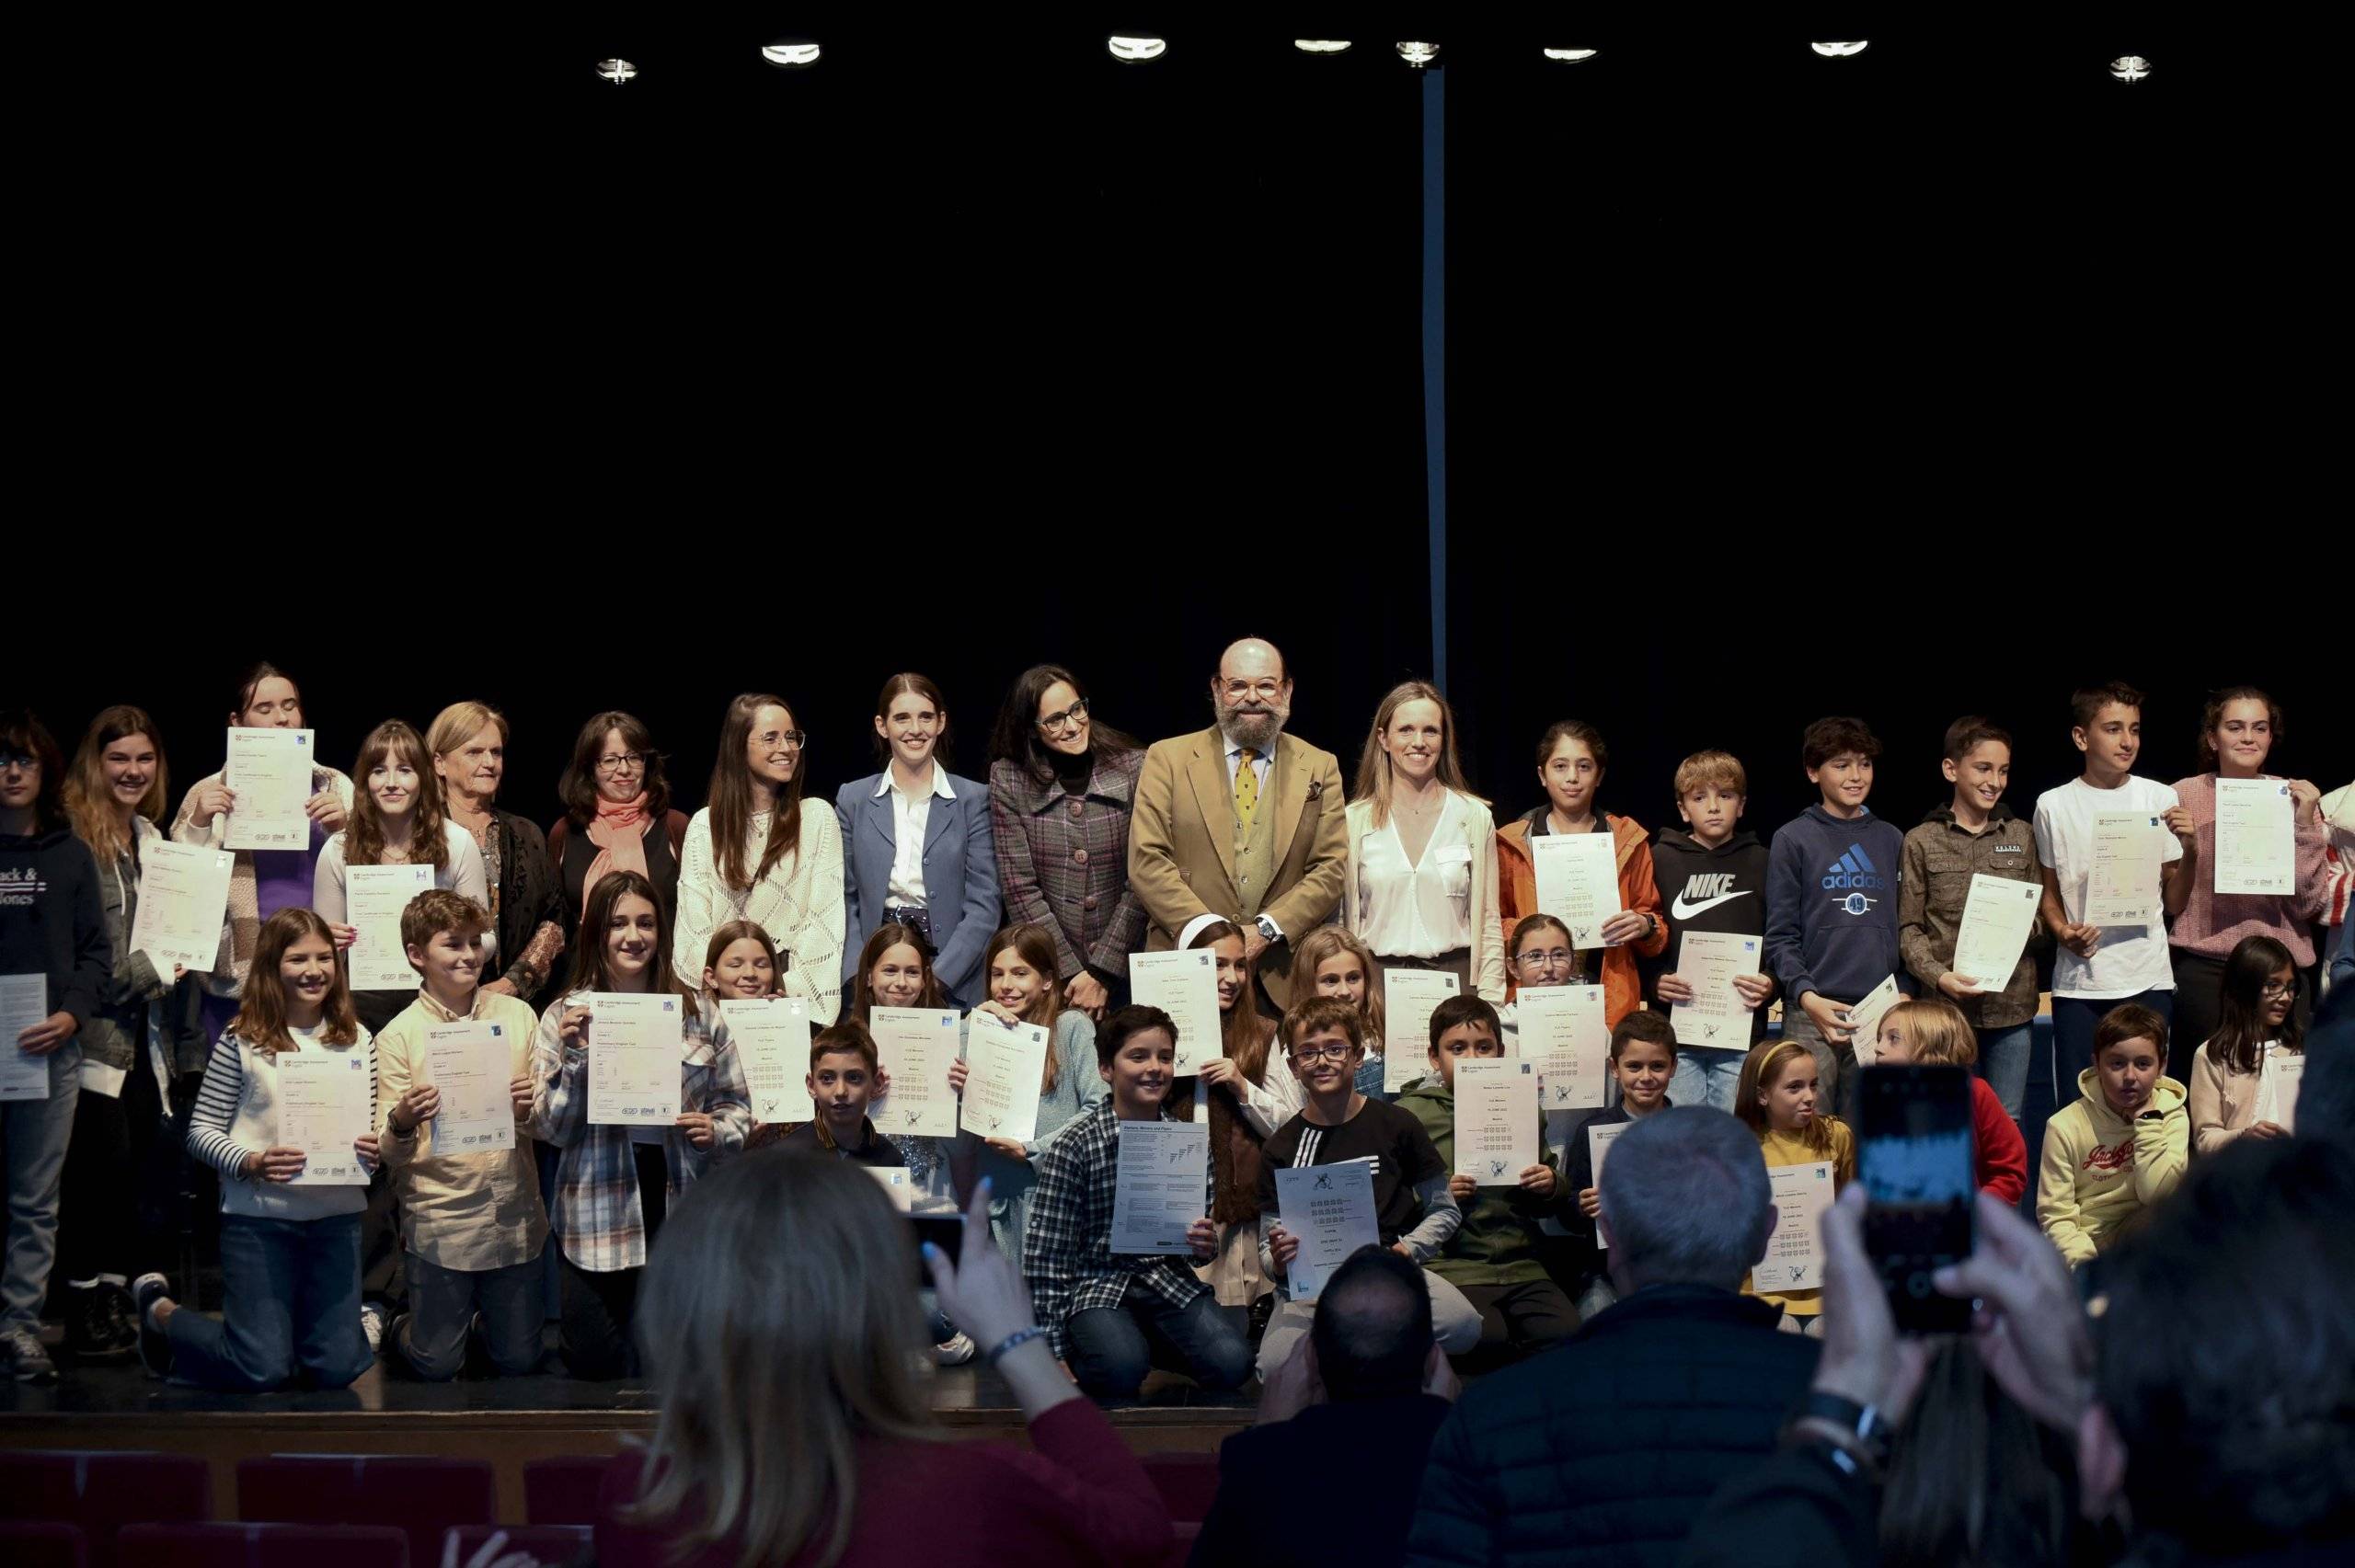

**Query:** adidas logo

left=1821, top=843, right=1890, bottom=893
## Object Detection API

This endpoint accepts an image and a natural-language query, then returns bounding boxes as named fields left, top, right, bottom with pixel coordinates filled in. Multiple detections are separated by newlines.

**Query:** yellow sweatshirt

left=1742, top=1118, right=1855, bottom=1317
left=2037, top=1067, right=2188, bottom=1268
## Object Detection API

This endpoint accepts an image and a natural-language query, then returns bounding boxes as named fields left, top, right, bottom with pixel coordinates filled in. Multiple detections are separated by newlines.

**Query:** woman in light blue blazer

left=835, top=673, right=1000, bottom=1007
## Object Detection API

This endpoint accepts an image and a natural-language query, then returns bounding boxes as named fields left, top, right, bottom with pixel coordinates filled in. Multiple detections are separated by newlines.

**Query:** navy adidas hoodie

left=1644, top=826, right=1775, bottom=1041
left=1763, top=805, right=1907, bottom=1006
left=0, top=825, right=112, bottom=1031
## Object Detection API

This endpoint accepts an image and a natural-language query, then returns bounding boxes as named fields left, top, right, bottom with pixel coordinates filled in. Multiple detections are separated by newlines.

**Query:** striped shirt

left=1019, top=1097, right=1212, bottom=1360
left=188, top=1023, right=379, bottom=1222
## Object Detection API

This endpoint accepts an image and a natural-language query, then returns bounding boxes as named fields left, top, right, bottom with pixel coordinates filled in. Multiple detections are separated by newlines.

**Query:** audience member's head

left=1881, top=1339, right=2079, bottom=1568
left=1308, top=1246, right=1436, bottom=1404
left=1598, top=1106, right=1774, bottom=1293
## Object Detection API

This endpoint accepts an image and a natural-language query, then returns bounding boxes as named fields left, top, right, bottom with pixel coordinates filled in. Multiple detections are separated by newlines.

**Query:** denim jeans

left=1668, top=1045, right=1749, bottom=1114
left=167, top=1211, right=370, bottom=1391
left=1975, top=1023, right=2033, bottom=1121
left=2052, top=990, right=2175, bottom=1097
left=2, top=1045, right=79, bottom=1333
left=1065, top=1279, right=1252, bottom=1400
left=397, top=1247, right=546, bottom=1379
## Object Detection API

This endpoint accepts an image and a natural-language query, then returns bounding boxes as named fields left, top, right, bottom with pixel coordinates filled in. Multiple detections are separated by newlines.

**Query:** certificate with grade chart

left=1844, top=974, right=1904, bottom=1070
left=0, top=974, right=49, bottom=1102
left=721, top=998, right=814, bottom=1125
left=1669, top=931, right=1763, bottom=1048
left=1588, top=1120, right=1633, bottom=1248
left=1534, top=832, right=1623, bottom=949
left=1273, top=1160, right=1379, bottom=1301
left=1128, top=949, right=1222, bottom=1076
left=221, top=727, right=318, bottom=852
left=1759, top=1162, right=1835, bottom=1292
left=421, top=1021, right=514, bottom=1153
left=130, top=841, right=233, bottom=975
left=2084, top=812, right=2165, bottom=928
left=1519, top=984, right=1608, bottom=1111
left=346, top=864, right=434, bottom=991
left=960, top=1015, right=1050, bottom=1142
left=2214, top=779, right=2296, bottom=896
left=1951, top=875, right=2042, bottom=990
left=278, top=1049, right=373, bottom=1185
left=870, top=1007, right=960, bottom=1139
left=1383, top=968, right=1459, bottom=1090
left=1453, top=1058, right=1539, bottom=1184
left=585, top=991, right=684, bottom=1126
left=1110, top=1119, right=1209, bottom=1255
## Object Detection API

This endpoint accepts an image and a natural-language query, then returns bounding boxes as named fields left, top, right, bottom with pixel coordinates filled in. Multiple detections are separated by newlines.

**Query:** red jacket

left=1971, top=1076, right=2028, bottom=1205
left=1495, top=811, right=1668, bottom=1027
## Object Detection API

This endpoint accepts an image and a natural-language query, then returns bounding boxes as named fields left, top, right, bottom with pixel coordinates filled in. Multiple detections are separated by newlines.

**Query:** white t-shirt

left=2032, top=775, right=2184, bottom=999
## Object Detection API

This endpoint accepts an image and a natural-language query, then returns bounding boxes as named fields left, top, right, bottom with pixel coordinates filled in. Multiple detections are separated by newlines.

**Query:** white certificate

left=866, top=1164, right=915, bottom=1213
left=720, top=997, right=814, bottom=1125
left=1453, top=1058, right=1539, bottom=1184
left=1758, top=1161, right=1836, bottom=1292
left=1, top=974, right=49, bottom=1102
left=2257, top=1047, right=2304, bottom=1133
left=1670, top=931, right=1764, bottom=1048
left=2084, top=811, right=2165, bottom=928
left=2214, top=778, right=2296, bottom=896
left=1129, top=948, right=1222, bottom=1076
left=1519, top=984, right=1608, bottom=1111
left=346, top=864, right=434, bottom=991
left=277, top=1048, right=373, bottom=1185
left=585, top=990, right=684, bottom=1126
left=130, top=841, right=234, bottom=976
left=1110, top=1117, right=1208, bottom=1255
left=960, top=1015, right=1050, bottom=1142
left=221, top=727, right=319, bottom=853
left=1951, top=874, right=2042, bottom=990
left=1383, top=968, right=1460, bottom=1089
left=1844, top=973, right=1903, bottom=1069
left=869, top=1006, right=961, bottom=1139
left=421, top=1020, right=515, bottom=1153
left=1587, top=1120, right=1633, bottom=1249
left=1273, top=1159, right=1379, bottom=1301
left=1533, top=832, right=1623, bottom=949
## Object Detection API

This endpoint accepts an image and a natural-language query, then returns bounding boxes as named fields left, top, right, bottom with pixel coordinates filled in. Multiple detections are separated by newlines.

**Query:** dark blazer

left=835, top=770, right=999, bottom=1006
left=1405, top=1284, right=1820, bottom=1568
left=989, top=750, right=1149, bottom=985
left=486, top=809, right=565, bottom=1002
left=1192, top=1395, right=1453, bottom=1568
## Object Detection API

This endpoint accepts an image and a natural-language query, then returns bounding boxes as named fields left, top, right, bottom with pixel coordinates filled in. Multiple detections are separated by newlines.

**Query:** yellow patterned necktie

left=1234, top=748, right=1259, bottom=828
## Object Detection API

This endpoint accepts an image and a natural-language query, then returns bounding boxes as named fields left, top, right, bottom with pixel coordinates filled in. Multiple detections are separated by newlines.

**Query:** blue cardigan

left=834, top=770, right=1000, bottom=1005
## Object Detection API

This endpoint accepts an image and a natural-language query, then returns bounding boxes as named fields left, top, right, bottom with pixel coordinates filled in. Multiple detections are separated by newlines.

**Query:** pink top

left=2168, top=773, right=2330, bottom=964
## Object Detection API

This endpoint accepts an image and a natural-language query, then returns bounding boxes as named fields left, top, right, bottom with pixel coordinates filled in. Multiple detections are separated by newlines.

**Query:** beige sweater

left=2188, top=1038, right=2293, bottom=1154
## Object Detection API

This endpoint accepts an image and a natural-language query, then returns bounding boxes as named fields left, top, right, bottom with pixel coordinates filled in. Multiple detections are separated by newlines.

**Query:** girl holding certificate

left=1733, top=1038, right=1855, bottom=1333
left=675, top=693, right=845, bottom=1025
left=2168, top=688, right=2329, bottom=1080
left=168, top=664, right=352, bottom=1040
left=546, top=710, right=690, bottom=935
left=850, top=921, right=976, bottom=1217
left=965, top=923, right=1106, bottom=1262
left=133, top=908, right=379, bottom=1391
left=313, top=720, right=488, bottom=1034
left=427, top=702, right=566, bottom=1005
left=1178, top=915, right=1296, bottom=1322
left=1285, top=926, right=1390, bottom=1098
left=1494, top=721, right=1666, bottom=1028
left=1342, top=682, right=1507, bottom=1005
left=2188, top=935, right=2305, bottom=1152
left=531, top=872, right=749, bottom=1379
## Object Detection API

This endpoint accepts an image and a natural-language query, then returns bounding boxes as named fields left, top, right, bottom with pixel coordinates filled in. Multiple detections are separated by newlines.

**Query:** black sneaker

left=1, top=1325, right=57, bottom=1382
left=65, top=1283, right=135, bottom=1362
left=132, top=1274, right=173, bottom=1379
left=102, top=1283, right=142, bottom=1351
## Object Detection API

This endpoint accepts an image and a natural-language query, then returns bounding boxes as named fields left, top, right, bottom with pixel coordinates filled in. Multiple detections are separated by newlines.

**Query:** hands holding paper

left=1186, top=1217, right=1216, bottom=1262
left=1597, top=911, right=1651, bottom=947
left=244, top=1131, right=380, bottom=1184
left=674, top=1112, right=717, bottom=1149
left=1267, top=1222, right=1301, bottom=1276
left=1799, top=991, right=1855, bottom=1044
left=390, top=1083, right=441, bottom=1136
left=1657, top=971, right=1773, bottom=1008
left=16, top=1011, right=78, bottom=1055
left=1936, top=972, right=1988, bottom=1001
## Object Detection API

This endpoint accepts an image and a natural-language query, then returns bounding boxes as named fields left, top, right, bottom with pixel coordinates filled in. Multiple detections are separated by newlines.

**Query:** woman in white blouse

left=1340, top=682, right=1507, bottom=1005
left=674, top=693, right=846, bottom=1024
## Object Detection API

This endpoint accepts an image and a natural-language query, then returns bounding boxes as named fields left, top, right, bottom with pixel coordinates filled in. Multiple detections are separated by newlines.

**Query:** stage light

left=1294, top=40, right=1352, bottom=53
left=1810, top=41, right=1868, bottom=58
left=1542, top=49, right=1597, bottom=63
left=1108, top=36, right=1167, bottom=63
left=761, top=40, right=821, bottom=68
left=1396, top=42, right=1440, bottom=67
left=594, top=58, right=638, bottom=86
left=2110, top=55, right=2152, bottom=83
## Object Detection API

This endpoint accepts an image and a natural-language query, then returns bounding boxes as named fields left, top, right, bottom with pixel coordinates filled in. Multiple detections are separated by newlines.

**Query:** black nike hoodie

left=1642, top=826, right=1775, bottom=1040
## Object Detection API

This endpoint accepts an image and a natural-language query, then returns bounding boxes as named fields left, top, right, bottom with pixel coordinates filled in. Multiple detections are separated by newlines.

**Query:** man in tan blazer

left=1129, top=637, right=1349, bottom=1012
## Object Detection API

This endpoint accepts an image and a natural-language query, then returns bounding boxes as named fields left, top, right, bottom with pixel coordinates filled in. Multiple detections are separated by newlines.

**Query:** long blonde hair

left=1737, top=1039, right=1837, bottom=1158
left=629, top=1151, right=938, bottom=1568
left=1352, top=680, right=1478, bottom=827
left=63, top=705, right=169, bottom=869
left=1287, top=925, right=1386, bottom=1052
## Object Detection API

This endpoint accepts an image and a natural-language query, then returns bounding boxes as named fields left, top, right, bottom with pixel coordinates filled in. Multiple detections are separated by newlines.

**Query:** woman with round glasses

left=547, top=712, right=690, bottom=935
left=987, top=665, right=1146, bottom=1021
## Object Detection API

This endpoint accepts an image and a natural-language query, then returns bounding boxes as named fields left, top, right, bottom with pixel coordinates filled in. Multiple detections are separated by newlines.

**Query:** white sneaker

left=359, top=1302, right=389, bottom=1356
left=931, top=1332, right=977, bottom=1367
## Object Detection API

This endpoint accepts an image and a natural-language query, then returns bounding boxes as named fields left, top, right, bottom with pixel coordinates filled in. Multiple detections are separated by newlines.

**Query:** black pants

left=1458, top=1279, right=1580, bottom=1364
left=54, top=1062, right=174, bottom=1288
left=558, top=1143, right=667, bottom=1379
left=2169, top=949, right=2313, bottom=1082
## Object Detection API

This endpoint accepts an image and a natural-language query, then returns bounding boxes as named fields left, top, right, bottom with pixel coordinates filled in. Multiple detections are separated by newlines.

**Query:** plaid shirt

left=989, top=752, right=1149, bottom=982
left=530, top=990, right=750, bottom=1273
left=1020, top=1096, right=1211, bottom=1359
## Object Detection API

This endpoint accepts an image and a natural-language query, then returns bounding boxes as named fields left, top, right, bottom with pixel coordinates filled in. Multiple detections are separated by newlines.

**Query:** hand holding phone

left=1859, top=1065, right=1976, bottom=1334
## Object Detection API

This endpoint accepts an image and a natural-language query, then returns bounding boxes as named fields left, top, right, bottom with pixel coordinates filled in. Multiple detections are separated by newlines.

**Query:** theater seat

left=0, top=1451, right=210, bottom=1568
left=0, top=1520, right=90, bottom=1568
left=118, top=1523, right=408, bottom=1568
left=523, top=1455, right=614, bottom=1525
left=236, top=1456, right=492, bottom=1565
left=448, top=1524, right=592, bottom=1562
left=1141, top=1452, right=1221, bottom=1523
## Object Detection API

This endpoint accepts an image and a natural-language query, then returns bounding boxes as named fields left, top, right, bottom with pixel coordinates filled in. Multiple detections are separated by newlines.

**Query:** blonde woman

left=1341, top=681, right=1506, bottom=1004
left=427, top=701, right=566, bottom=1003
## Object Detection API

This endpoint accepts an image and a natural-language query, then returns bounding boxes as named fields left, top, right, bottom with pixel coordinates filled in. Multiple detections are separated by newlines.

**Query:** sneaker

left=931, top=1331, right=977, bottom=1367
left=359, top=1301, right=389, bottom=1356
left=388, top=1311, right=412, bottom=1365
left=1, top=1325, right=57, bottom=1383
left=63, top=1282, right=125, bottom=1361
left=101, top=1282, right=144, bottom=1351
left=132, top=1274, right=173, bottom=1379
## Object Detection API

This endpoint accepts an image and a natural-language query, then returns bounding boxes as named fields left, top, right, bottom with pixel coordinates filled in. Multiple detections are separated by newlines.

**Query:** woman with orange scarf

left=546, top=712, right=691, bottom=934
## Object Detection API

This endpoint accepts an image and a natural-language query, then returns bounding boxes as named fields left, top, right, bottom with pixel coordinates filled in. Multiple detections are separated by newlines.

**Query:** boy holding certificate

left=374, top=889, right=546, bottom=1380
left=1396, top=996, right=1574, bottom=1362
left=1896, top=718, right=2045, bottom=1121
left=1646, top=750, right=1776, bottom=1112
left=1560, top=1012, right=1678, bottom=1319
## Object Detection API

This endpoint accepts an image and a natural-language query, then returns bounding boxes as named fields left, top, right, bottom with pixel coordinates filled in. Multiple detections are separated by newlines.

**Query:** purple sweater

left=2168, top=773, right=2330, bottom=964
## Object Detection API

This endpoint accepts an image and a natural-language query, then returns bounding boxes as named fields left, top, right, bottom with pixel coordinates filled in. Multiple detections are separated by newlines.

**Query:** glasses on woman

left=1515, top=947, right=1576, bottom=973
left=2258, top=979, right=2297, bottom=1000
left=594, top=752, right=650, bottom=775
left=753, top=730, right=809, bottom=750
left=1036, top=698, right=1090, bottom=735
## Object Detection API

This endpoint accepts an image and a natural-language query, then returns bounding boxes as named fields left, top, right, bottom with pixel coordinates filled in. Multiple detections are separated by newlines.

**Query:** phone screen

left=1859, top=1065, right=1975, bottom=1333
left=911, top=1214, right=965, bottom=1288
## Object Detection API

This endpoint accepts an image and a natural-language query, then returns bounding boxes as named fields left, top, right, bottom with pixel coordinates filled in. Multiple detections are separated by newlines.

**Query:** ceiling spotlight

left=1293, top=40, right=1352, bottom=53
left=1108, top=35, right=1167, bottom=63
left=2110, top=55, right=2152, bottom=83
left=1542, top=49, right=1598, bottom=63
left=1810, top=41, right=1869, bottom=57
left=594, top=58, right=638, bottom=86
left=1396, top=42, right=1440, bottom=67
left=761, top=40, right=821, bottom=68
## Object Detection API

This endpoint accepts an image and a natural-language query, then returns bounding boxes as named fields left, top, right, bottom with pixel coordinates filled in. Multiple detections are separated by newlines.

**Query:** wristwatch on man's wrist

left=1796, top=1391, right=1890, bottom=1465
left=1257, top=914, right=1281, bottom=944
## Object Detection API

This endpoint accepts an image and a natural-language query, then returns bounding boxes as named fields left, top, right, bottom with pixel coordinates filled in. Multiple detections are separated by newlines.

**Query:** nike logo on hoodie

left=1671, top=876, right=1753, bottom=921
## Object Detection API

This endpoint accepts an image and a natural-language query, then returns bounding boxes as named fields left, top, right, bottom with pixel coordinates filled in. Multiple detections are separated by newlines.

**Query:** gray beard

left=1218, top=710, right=1286, bottom=751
